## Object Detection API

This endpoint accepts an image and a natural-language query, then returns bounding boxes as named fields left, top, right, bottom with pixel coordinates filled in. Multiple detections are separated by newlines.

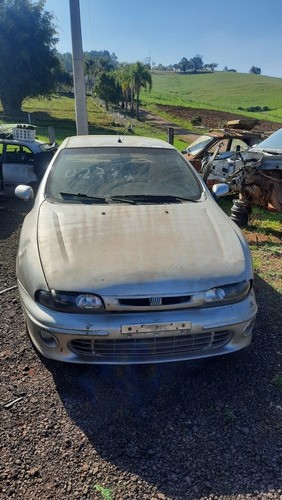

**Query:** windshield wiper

left=109, top=194, right=198, bottom=203
left=59, top=192, right=109, bottom=203
left=59, top=192, right=199, bottom=204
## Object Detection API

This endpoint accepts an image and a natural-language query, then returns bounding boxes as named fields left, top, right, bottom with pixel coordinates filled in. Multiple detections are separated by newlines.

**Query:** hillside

left=141, top=71, right=282, bottom=126
left=1, top=71, right=281, bottom=147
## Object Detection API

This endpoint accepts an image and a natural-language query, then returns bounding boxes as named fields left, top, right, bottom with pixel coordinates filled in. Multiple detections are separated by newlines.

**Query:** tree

left=203, top=63, right=218, bottom=72
left=209, top=63, right=218, bottom=71
left=190, top=55, right=204, bottom=73
left=115, top=63, right=134, bottom=111
left=84, top=58, right=98, bottom=91
left=53, top=65, right=73, bottom=93
left=249, top=66, right=261, bottom=75
left=0, top=0, right=60, bottom=116
left=84, top=53, right=118, bottom=93
left=94, top=72, right=122, bottom=110
left=116, top=62, right=152, bottom=118
left=57, top=52, right=73, bottom=72
left=131, top=62, right=152, bottom=119
left=223, top=66, right=237, bottom=72
left=177, top=55, right=205, bottom=73
left=178, top=57, right=191, bottom=73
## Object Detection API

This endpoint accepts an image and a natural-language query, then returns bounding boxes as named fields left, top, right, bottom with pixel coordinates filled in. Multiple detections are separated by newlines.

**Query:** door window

left=5, top=144, right=34, bottom=163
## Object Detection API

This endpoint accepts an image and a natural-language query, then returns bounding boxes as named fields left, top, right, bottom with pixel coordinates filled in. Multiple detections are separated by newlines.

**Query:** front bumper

left=18, top=282, right=257, bottom=364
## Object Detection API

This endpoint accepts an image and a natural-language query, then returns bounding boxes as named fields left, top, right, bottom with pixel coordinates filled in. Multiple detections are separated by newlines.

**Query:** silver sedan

left=15, top=135, right=257, bottom=364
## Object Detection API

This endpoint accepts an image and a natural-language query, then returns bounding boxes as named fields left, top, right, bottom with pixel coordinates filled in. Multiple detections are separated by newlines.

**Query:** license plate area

left=121, top=321, right=192, bottom=335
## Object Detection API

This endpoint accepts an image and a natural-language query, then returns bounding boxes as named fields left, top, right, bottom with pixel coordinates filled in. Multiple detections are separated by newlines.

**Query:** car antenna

left=117, top=136, right=123, bottom=143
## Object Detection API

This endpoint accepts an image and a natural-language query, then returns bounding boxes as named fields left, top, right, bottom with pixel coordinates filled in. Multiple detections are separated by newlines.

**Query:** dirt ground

left=149, top=105, right=282, bottom=134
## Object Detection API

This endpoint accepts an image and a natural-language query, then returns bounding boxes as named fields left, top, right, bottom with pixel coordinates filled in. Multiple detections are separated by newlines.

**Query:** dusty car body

left=0, top=124, right=57, bottom=191
left=15, top=135, right=257, bottom=364
left=182, top=120, right=264, bottom=173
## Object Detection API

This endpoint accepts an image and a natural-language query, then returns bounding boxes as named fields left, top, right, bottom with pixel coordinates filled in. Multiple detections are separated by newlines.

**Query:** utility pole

left=69, top=0, right=88, bottom=135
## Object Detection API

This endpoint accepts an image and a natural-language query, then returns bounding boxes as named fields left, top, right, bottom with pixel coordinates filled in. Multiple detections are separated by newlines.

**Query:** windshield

left=47, top=147, right=203, bottom=203
left=185, top=135, right=215, bottom=156
left=250, top=128, right=282, bottom=153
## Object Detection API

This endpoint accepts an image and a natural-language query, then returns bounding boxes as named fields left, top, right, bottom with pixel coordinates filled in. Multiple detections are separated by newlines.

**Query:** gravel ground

left=0, top=195, right=281, bottom=500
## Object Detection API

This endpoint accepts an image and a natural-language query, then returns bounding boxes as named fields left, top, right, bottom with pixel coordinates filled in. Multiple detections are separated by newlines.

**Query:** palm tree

left=131, top=62, right=152, bottom=119
left=84, top=58, right=97, bottom=91
left=115, top=64, right=133, bottom=111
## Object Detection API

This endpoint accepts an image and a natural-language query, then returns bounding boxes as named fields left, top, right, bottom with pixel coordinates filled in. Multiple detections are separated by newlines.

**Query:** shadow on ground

left=0, top=196, right=32, bottom=239
left=48, top=273, right=281, bottom=499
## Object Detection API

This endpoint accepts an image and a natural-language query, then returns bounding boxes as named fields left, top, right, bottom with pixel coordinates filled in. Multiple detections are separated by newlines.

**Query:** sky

left=44, top=0, right=282, bottom=78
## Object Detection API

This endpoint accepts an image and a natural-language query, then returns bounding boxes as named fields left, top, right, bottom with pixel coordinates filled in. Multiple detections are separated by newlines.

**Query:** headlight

left=204, top=280, right=252, bottom=306
left=35, top=290, right=105, bottom=313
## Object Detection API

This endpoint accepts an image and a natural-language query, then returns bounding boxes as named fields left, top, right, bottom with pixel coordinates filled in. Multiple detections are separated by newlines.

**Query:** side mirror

left=15, top=184, right=34, bottom=201
left=212, top=183, right=229, bottom=198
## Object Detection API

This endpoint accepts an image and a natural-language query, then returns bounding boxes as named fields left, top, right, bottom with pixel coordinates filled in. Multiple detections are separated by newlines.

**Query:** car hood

left=37, top=201, right=248, bottom=295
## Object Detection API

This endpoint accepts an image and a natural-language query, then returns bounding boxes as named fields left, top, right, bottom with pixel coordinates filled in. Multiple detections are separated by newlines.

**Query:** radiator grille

left=69, top=330, right=232, bottom=360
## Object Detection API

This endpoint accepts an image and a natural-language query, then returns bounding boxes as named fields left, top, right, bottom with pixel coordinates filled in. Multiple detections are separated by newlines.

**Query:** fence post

left=48, top=126, right=56, bottom=144
left=0, top=163, right=4, bottom=193
left=167, top=127, right=174, bottom=145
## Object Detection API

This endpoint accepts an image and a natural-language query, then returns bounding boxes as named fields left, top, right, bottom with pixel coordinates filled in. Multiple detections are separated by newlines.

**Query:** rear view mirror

left=15, top=184, right=34, bottom=201
left=212, top=183, right=229, bottom=198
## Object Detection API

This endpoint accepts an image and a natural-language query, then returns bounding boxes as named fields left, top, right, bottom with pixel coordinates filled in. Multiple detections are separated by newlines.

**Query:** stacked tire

left=230, top=199, right=252, bottom=228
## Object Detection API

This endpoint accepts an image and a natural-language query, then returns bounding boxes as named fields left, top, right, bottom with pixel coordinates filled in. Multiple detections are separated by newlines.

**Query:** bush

left=191, top=115, right=202, bottom=126
left=237, top=106, right=270, bottom=112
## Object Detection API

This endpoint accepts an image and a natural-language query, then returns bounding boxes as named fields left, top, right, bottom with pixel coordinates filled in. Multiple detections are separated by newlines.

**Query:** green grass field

left=1, top=94, right=174, bottom=145
left=142, top=71, right=282, bottom=122
left=1, top=70, right=282, bottom=146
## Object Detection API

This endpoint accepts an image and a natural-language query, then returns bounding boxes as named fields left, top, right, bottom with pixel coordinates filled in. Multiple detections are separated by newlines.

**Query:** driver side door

left=2, top=143, right=37, bottom=185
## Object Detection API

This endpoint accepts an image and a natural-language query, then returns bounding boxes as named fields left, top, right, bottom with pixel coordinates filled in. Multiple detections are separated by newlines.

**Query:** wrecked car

left=182, top=119, right=264, bottom=174
left=15, top=135, right=257, bottom=364
left=202, top=127, right=282, bottom=214
left=0, top=124, right=57, bottom=192
left=240, top=127, right=282, bottom=212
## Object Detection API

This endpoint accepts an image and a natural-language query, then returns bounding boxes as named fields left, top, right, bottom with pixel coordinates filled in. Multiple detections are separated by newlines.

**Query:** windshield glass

left=185, top=135, right=214, bottom=156
left=250, top=128, right=282, bottom=153
left=47, top=147, right=203, bottom=203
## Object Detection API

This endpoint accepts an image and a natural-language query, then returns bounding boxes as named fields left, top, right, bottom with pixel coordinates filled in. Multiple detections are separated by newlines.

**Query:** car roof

left=61, top=135, right=176, bottom=150
left=207, top=128, right=262, bottom=140
left=250, top=127, right=282, bottom=152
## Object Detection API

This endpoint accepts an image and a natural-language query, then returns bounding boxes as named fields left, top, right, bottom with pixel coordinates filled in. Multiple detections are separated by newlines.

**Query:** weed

left=223, top=406, right=236, bottom=423
left=273, top=376, right=282, bottom=390
left=94, top=484, right=113, bottom=500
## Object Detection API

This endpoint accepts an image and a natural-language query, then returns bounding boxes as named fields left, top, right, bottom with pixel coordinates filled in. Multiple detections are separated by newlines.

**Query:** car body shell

left=16, top=135, right=257, bottom=364
left=0, top=136, right=57, bottom=192
left=238, top=128, right=282, bottom=212
left=195, top=127, right=282, bottom=212
left=183, top=127, right=264, bottom=174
